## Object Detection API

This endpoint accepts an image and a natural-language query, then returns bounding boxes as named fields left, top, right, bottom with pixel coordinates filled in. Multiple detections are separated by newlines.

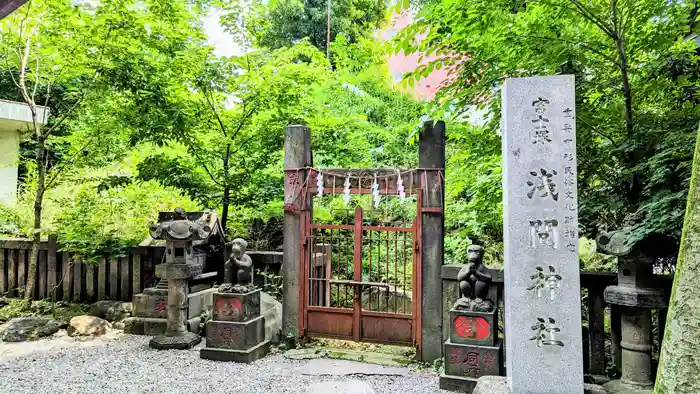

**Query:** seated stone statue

left=219, top=238, right=254, bottom=293
left=454, top=244, right=494, bottom=312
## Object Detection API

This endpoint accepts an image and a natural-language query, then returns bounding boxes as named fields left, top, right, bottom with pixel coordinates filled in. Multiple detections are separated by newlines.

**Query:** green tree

left=0, top=0, right=211, bottom=301
left=396, top=0, right=700, bottom=260
left=136, top=42, right=332, bottom=232
left=242, top=0, right=388, bottom=55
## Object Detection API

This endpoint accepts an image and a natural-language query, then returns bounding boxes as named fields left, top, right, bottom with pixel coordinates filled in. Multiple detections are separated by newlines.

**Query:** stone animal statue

left=455, top=244, right=493, bottom=311
left=224, top=238, right=253, bottom=286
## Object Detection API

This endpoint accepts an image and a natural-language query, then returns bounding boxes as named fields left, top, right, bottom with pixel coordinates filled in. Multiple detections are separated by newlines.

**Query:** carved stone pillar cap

left=604, top=285, right=668, bottom=309
left=596, top=229, right=634, bottom=256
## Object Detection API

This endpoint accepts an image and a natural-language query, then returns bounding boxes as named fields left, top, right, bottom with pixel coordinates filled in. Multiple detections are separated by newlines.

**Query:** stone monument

left=440, top=244, right=503, bottom=392
left=500, top=75, right=584, bottom=393
left=200, top=238, right=270, bottom=362
left=596, top=229, right=667, bottom=394
left=148, top=208, right=212, bottom=350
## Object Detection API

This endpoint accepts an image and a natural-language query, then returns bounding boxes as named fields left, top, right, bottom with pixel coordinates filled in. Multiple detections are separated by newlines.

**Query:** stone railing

left=441, top=265, right=673, bottom=378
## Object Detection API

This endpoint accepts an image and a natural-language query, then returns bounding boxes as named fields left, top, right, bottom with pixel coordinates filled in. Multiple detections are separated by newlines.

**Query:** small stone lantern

left=596, top=229, right=668, bottom=393
left=148, top=208, right=213, bottom=350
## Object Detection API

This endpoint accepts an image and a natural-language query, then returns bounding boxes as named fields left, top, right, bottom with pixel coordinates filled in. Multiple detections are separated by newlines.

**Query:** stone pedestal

left=149, top=263, right=202, bottom=350
left=200, top=289, right=269, bottom=362
left=440, top=309, right=503, bottom=393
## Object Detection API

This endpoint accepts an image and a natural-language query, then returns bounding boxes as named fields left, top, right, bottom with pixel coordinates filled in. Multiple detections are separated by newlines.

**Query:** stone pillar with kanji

left=439, top=245, right=503, bottom=393
left=148, top=208, right=212, bottom=350
left=200, top=238, right=270, bottom=362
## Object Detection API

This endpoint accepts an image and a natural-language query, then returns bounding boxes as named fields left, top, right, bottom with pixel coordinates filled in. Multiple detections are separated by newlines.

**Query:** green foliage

left=1, top=167, right=199, bottom=262
left=257, top=269, right=284, bottom=302
left=241, top=0, right=388, bottom=54
left=395, top=0, right=700, bottom=260
left=0, top=299, right=89, bottom=323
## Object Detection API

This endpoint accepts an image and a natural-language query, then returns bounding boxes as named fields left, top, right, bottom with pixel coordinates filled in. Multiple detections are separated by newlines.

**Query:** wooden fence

left=0, top=236, right=164, bottom=302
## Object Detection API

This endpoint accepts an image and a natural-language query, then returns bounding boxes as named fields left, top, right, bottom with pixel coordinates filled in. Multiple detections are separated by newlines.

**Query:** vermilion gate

left=301, top=187, right=425, bottom=346
left=283, top=122, right=445, bottom=361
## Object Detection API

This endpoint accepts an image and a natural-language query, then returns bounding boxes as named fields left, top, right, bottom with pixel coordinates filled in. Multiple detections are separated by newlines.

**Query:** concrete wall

left=0, top=129, right=20, bottom=205
left=0, top=100, right=49, bottom=206
left=380, top=10, right=450, bottom=101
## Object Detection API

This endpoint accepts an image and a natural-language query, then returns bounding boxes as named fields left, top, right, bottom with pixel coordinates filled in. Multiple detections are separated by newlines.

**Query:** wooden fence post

left=588, top=285, right=607, bottom=375
left=0, top=247, right=6, bottom=296
left=132, top=252, right=141, bottom=295
left=73, top=260, right=82, bottom=301
left=86, top=263, right=95, bottom=301
left=47, top=236, right=58, bottom=300
left=62, top=252, right=71, bottom=301
left=110, top=256, right=118, bottom=300
left=38, top=250, right=47, bottom=299
left=17, top=249, right=26, bottom=297
left=120, top=256, right=129, bottom=300
left=98, top=256, right=107, bottom=300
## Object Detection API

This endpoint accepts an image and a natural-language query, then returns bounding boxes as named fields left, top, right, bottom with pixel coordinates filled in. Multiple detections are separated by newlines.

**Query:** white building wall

left=0, top=129, right=20, bottom=205
left=0, top=99, right=49, bottom=206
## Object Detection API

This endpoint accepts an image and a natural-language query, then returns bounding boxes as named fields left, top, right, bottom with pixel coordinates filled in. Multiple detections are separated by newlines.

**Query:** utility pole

left=326, top=0, right=331, bottom=58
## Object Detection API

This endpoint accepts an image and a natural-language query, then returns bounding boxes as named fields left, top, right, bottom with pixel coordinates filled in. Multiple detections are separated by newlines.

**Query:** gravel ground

left=0, top=331, right=449, bottom=394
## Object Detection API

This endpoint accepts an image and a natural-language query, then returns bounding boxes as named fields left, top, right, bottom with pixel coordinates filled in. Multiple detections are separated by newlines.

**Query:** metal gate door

left=301, top=206, right=420, bottom=346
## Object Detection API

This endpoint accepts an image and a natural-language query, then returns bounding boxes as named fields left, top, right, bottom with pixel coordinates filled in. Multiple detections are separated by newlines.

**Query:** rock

left=260, top=291, right=282, bottom=343
left=112, top=321, right=125, bottom=330
left=0, top=297, right=8, bottom=308
left=295, top=359, right=408, bottom=376
left=305, top=380, right=377, bottom=394
left=88, top=300, right=132, bottom=322
left=67, top=315, right=111, bottom=337
left=0, top=316, right=61, bottom=342
left=584, top=383, right=607, bottom=394
left=57, top=319, right=69, bottom=329
left=473, top=376, right=509, bottom=394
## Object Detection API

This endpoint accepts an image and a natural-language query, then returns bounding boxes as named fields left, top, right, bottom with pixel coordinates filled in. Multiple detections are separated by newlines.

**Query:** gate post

left=283, top=125, right=312, bottom=339
left=418, top=120, right=445, bottom=361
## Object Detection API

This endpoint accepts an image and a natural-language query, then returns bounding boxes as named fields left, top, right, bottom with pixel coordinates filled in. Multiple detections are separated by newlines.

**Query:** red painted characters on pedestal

left=454, top=315, right=490, bottom=341
left=216, top=297, right=243, bottom=319
left=155, top=300, right=166, bottom=313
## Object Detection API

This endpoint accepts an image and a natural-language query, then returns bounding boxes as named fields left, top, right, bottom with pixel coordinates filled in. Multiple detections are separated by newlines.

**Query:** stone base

left=133, top=287, right=216, bottom=321
left=122, top=317, right=201, bottom=335
left=200, top=340, right=270, bottom=363
left=472, top=376, right=607, bottom=394
left=149, top=331, right=201, bottom=350
left=602, top=379, right=653, bottom=394
left=204, top=316, right=265, bottom=349
left=444, top=339, right=502, bottom=377
left=439, top=372, right=477, bottom=393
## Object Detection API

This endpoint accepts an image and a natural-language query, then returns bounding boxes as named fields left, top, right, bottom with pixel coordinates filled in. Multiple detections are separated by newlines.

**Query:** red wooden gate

left=300, top=196, right=423, bottom=348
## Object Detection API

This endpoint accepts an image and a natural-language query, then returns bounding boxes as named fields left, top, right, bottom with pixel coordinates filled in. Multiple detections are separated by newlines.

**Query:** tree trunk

left=655, top=123, right=700, bottom=394
left=24, top=127, right=45, bottom=302
left=221, top=185, right=231, bottom=235
left=221, top=142, right=232, bottom=234
left=613, top=36, right=640, bottom=209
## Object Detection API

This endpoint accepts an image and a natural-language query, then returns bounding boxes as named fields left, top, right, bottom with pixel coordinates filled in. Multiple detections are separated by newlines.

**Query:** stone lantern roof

left=140, top=210, right=224, bottom=247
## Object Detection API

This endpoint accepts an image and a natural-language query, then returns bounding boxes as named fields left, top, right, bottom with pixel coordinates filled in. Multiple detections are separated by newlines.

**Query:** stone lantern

left=596, top=229, right=668, bottom=394
left=148, top=208, right=213, bottom=350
